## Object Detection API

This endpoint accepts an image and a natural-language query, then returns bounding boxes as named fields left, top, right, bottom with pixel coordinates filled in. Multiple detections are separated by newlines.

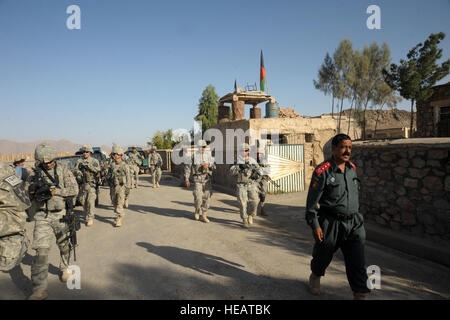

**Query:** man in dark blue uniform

left=305, top=134, right=370, bottom=300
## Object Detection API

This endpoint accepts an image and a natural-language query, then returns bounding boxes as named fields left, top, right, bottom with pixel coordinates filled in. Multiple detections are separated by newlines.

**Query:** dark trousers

left=311, top=213, right=370, bottom=294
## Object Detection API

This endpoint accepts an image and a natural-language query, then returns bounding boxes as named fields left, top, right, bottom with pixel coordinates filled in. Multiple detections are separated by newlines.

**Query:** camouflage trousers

left=79, top=183, right=96, bottom=220
left=131, top=165, right=139, bottom=187
left=0, top=233, right=29, bottom=272
left=150, top=166, right=162, bottom=186
left=31, top=209, right=70, bottom=291
left=111, top=185, right=128, bottom=218
left=236, top=182, right=259, bottom=219
left=193, top=178, right=212, bottom=214
left=258, top=180, right=268, bottom=206
left=110, top=185, right=129, bottom=204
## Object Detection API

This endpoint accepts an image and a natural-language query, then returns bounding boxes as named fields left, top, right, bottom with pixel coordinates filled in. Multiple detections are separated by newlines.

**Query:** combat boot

left=201, top=214, right=210, bottom=223
left=353, top=292, right=368, bottom=300
left=28, top=290, right=48, bottom=300
left=194, top=209, right=200, bottom=221
left=248, top=215, right=254, bottom=225
left=242, top=218, right=250, bottom=229
left=309, top=272, right=321, bottom=296
left=260, top=206, right=268, bottom=216
left=60, top=269, right=71, bottom=283
left=86, top=218, right=94, bottom=227
left=115, top=217, right=122, bottom=227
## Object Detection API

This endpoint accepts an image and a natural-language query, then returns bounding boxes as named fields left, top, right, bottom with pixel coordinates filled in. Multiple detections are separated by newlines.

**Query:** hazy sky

left=0, top=0, right=449, bottom=147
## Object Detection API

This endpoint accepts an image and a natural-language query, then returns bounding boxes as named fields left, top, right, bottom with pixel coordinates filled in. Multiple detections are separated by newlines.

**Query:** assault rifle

left=60, top=196, right=80, bottom=263
left=28, top=168, right=57, bottom=202
left=263, top=175, right=281, bottom=188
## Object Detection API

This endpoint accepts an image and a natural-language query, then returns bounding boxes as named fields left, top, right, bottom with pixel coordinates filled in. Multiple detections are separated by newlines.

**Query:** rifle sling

left=40, top=163, right=60, bottom=186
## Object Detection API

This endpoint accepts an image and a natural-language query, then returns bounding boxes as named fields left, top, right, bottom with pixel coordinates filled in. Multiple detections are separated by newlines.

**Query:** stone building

left=210, top=89, right=361, bottom=192
left=417, top=82, right=450, bottom=137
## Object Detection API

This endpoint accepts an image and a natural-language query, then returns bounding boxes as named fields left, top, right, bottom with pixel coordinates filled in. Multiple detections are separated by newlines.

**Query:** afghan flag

left=260, top=50, right=266, bottom=92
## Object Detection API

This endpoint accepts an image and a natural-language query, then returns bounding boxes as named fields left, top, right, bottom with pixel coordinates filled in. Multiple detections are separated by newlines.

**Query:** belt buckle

left=342, top=214, right=353, bottom=221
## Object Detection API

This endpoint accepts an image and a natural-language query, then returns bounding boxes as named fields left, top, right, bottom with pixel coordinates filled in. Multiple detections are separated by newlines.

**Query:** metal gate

left=266, top=144, right=305, bottom=193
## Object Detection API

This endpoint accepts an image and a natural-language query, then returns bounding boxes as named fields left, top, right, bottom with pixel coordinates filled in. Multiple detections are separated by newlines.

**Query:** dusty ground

left=1, top=174, right=449, bottom=300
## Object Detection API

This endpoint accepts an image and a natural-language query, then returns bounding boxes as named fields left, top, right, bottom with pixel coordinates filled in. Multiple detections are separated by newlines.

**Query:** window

left=440, top=106, right=450, bottom=120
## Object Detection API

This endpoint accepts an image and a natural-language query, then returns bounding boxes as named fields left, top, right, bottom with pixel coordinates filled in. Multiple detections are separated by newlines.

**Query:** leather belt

left=43, top=209, right=63, bottom=213
left=319, top=208, right=354, bottom=221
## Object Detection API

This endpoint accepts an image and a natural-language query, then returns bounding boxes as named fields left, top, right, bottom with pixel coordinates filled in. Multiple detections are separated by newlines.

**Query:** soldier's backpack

left=0, top=161, right=31, bottom=271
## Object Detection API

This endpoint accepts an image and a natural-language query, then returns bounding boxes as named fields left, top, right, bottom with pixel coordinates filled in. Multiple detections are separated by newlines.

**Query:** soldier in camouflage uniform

left=184, top=140, right=215, bottom=223
left=0, top=160, right=31, bottom=273
left=179, top=146, right=191, bottom=187
left=128, top=146, right=144, bottom=189
left=230, top=143, right=262, bottom=228
left=148, top=146, right=163, bottom=188
left=26, top=143, right=79, bottom=300
left=104, top=151, right=131, bottom=208
left=107, top=144, right=131, bottom=227
left=74, top=145, right=100, bottom=227
left=122, top=153, right=133, bottom=208
left=103, top=153, right=115, bottom=204
left=256, top=152, right=269, bottom=217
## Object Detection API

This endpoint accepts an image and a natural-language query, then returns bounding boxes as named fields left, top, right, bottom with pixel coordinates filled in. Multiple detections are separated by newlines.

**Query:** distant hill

left=0, top=139, right=111, bottom=155
left=324, top=108, right=416, bottom=130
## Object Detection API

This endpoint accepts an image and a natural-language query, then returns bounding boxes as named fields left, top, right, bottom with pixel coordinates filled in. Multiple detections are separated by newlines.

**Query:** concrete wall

left=351, top=138, right=450, bottom=243
left=366, top=127, right=410, bottom=139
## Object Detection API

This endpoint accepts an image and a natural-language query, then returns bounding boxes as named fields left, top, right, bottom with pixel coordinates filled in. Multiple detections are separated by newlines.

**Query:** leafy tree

left=148, top=129, right=177, bottom=149
left=333, top=39, right=355, bottom=133
left=353, top=41, right=392, bottom=140
left=314, top=52, right=338, bottom=118
left=195, top=85, right=219, bottom=133
left=373, top=82, right=402, bottom=136
left=315, top=39, right=399, bottom=140
left=384, top=32, right=450, bottom=136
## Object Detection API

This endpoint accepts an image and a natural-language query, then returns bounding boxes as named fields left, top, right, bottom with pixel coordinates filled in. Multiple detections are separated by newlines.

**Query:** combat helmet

left=197, top=140, right=207, bottom=148
left=241, top=143, right=250, bottom=151
left=0, top=159, right=16, bottom=180
left=35, top=143, right=57, bottom=163
left=81, top=144, right=94, bottom=153
left=111, top=143, right=124, bottom=155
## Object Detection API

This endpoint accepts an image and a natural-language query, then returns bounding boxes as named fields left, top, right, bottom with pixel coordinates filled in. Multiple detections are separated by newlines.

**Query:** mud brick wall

left=351, top=140, right=450, bottom=242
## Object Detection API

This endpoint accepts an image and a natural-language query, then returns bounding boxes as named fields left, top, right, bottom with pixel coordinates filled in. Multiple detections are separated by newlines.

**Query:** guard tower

left=217, top=86, right=277, bottom=123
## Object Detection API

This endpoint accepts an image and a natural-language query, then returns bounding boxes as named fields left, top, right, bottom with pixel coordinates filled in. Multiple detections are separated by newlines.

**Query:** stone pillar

left=218, top=105, right=230, bottom=123
left=250, top=106, right=262, bottom=119
left=232, top=100, right=245, bottom=121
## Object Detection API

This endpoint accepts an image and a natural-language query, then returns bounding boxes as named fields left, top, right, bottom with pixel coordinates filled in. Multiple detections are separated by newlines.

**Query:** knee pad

left=36, top=248, right=50, bottom=256
left=34, top=249, right=49, bottom=265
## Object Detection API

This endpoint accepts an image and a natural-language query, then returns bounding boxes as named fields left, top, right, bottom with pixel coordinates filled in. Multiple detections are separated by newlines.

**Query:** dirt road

left=1, top=174, right=449, bottom=300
